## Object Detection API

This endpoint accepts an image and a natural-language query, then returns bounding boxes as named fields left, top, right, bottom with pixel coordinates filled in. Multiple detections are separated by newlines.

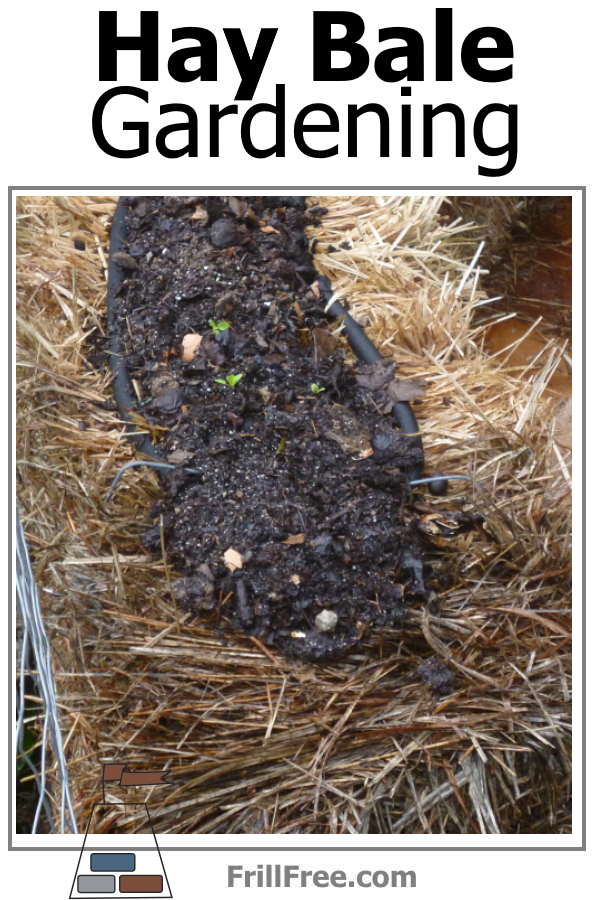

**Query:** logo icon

left=69, top=764, right=172, bottom=899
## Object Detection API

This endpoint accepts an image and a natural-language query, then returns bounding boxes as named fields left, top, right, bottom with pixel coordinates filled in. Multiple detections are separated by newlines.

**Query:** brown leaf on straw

left=387, top=377, right=427, bottom=402
left=355, top=359, right=396, bottom=391
left=356, top=360, right=425, bottom=411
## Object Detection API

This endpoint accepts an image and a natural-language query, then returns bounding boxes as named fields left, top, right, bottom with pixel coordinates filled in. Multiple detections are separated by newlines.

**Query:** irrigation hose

left=107, top=197, right=449, bottom=495
left=317, top=276, right=448, bottom=494
left=107, top=197, right=163, bottom=461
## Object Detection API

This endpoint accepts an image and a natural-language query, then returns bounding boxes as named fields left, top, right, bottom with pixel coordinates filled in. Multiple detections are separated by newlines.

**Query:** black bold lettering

left=461, top=28, right=513, bottom=82
left=223, top=28, right=278, bottom=101
left=168, top=28, right=218, bottom=83
left=98, top=11, right=158, bottom=80
left=375, top=28, right=424, bottom=82
left=313, top=11, right=369, bottom=81
left=435, top=8, right=453, bottom=81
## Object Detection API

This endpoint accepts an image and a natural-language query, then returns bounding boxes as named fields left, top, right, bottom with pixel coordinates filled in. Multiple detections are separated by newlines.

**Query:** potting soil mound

left=109, top=196, right=436, bottom=661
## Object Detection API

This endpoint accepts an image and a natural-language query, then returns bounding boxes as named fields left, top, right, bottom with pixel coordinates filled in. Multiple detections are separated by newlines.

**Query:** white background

left=1, top=0, right=595, bottom=897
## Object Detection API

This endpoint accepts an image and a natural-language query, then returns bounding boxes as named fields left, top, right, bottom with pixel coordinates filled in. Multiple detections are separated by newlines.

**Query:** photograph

left=15, top=192, right=572, bottom=837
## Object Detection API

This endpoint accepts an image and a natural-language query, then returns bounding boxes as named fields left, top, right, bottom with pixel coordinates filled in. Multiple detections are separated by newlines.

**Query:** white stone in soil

left=315, top=609, right=338, bottom=632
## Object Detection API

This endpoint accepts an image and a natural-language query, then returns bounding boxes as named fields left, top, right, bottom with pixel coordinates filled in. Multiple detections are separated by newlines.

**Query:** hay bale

left=16, top=195, right=571, bottom=834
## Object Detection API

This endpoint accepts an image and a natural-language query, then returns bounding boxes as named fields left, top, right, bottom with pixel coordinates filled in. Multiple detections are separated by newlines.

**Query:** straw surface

left=16, top=195, right=571, bottom=834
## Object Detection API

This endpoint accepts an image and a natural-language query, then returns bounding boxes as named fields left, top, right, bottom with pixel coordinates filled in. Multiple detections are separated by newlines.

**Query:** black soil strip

left=107, top=196, right=435, bottom=661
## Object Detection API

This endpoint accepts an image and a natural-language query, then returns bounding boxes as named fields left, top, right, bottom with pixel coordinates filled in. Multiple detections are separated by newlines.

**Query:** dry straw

left=16, top=195, right=571, bottom=834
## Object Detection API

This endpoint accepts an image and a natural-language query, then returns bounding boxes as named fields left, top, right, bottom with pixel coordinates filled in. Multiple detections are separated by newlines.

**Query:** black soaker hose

left=107, top=197, right=446, bottom=493
left=107, top=197, right=162, bottom=461
left=316, top=276, right=448, bottom=493
left=316, top=275, right=420, bottom=437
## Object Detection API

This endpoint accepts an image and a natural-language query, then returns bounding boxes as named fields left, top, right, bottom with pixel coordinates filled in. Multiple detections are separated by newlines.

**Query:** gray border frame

left=9, top=185, right=585, bottom=852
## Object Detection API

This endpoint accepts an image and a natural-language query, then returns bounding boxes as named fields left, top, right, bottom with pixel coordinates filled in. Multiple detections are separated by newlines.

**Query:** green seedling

left=214, top=373, right=244, bottom=388
left=310, top=383, right=325, bottom=394
left=209, top=318, right=231, bottom=335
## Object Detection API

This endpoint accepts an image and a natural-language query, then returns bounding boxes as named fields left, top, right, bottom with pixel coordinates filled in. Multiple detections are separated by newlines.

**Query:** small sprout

left=214, top=373, right=244, bottom=388
left=310, top=383, right=325, bottom=394
left=276, top=437, right=286, bottom=455
left=209, top=318, right=231, bottom=335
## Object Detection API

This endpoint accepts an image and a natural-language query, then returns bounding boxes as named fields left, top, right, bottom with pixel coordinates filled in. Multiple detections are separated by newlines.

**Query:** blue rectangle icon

left=90, top=853, right=136, bottom=872
left=77, top=875, right=115, bottom=893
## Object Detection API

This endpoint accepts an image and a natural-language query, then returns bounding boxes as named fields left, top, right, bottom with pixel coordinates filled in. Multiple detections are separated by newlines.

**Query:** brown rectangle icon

left=119, top=875, right=163, bottom=893
left=119, top=771, right=167, bottom=786
left=102, top=763, right=125, bottom=781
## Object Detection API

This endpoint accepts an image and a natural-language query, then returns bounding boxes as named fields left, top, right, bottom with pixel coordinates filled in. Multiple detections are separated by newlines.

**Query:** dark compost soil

left=107, top=196, right=447, bottom=662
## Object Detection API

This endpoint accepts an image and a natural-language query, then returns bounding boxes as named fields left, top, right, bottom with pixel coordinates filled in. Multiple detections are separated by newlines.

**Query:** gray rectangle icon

left=77, top=875, right=116, bottom=893
left=90, top=853, right=136, bottom=872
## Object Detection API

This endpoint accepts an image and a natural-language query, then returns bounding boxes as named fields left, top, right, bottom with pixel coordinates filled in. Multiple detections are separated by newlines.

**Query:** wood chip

left=191, top=205, right=208, bottom=224
left=223, top=548, right=244, bottom=571
left=181, top=332, right=203, bottom=362
left=167, top=449, right=192, bottom=465
left=282, top=533, right=305, bottom=545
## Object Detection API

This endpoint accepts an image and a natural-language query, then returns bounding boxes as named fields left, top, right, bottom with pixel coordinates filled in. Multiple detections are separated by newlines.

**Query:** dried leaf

left=356, top=360, right=426, bottom=409
left=355, top=359, right=396, bottom=391
left=387, top=377, right=427, bottom=402
left=312, top=327, right=338, bottom=359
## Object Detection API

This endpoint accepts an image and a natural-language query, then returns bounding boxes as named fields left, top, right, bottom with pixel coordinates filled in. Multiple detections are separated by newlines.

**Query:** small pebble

left=315, top=609, right=338, bottom=632
left=210, top=218, right=240, bottom=249
left=112, top=251, right=138, bottom=271
left=154, top=387, right=182, bottom=414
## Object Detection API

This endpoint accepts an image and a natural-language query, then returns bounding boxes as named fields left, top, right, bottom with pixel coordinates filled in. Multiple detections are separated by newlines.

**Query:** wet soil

left=108, top=196, right=435, bottom=661
left=484, top=196, right=572, bottom=330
